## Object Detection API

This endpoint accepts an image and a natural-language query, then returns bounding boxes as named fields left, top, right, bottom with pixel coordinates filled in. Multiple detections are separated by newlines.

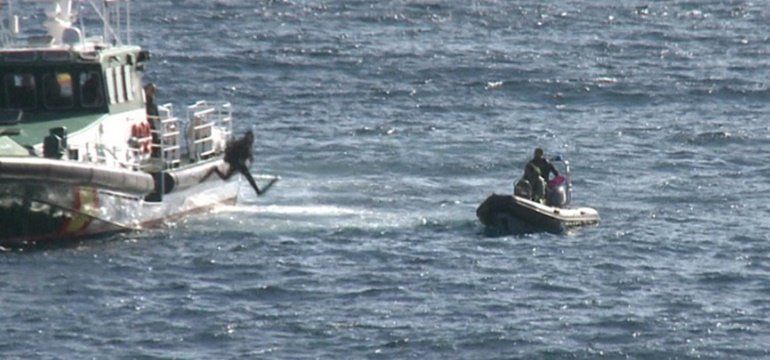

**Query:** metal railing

left=126, top=133, right=150, bottom=171
left=153, top=103, right=181, bottom=169
left=185, top=101, right=232, bottom=162
left=82, top=101, right=232, bottom=172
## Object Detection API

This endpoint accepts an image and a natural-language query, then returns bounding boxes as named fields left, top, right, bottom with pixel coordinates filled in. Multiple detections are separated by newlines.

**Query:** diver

left=202, top=130, right=274, bottom=196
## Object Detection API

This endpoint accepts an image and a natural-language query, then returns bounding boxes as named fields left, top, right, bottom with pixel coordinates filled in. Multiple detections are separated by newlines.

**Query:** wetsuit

left=523, top=157, right=558, bottom=202
left=224, top=133, right=254, bottom=169
left=202, top=131, right=263, bottom=195
left=528, top=157, right=559, bottom=182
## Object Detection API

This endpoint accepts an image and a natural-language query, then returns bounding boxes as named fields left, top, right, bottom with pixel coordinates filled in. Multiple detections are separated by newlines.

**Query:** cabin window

left=122, top=65, right=135, bottom=101
left=79, top=71, right=104, bottom=107
left=105, top=67, right=116, bottom=104
left=113, top=66, right=125, bottom=103
left=43, top=72, right=74, bottom=109
left=4, top=73, right=37, bottom=110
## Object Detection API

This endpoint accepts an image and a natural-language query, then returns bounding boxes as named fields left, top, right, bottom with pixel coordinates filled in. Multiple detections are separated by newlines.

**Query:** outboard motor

left=547, top=155, right=573, bottom=207
left=546, top=176, right=567, bottom=207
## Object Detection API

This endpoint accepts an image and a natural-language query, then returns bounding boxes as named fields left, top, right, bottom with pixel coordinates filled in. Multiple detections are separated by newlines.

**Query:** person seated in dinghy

left=514, top=148, right=559, bottom=203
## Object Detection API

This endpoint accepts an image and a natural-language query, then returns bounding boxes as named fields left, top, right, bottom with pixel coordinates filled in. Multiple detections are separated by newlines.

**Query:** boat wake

left=215, top=204, right=368, bottom=217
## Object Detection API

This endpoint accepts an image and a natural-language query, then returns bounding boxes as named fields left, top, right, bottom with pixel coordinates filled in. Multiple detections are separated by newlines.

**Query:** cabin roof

left=0, top=45, right=145, bottom=67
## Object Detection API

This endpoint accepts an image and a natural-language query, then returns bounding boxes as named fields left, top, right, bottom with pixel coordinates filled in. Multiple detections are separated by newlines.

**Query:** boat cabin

left=0, top=47, right=147, bottom=122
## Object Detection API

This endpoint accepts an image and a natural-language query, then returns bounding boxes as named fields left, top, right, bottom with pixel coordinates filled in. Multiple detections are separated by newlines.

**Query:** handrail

left=185, top=101, right=231, bottom=162
left=155, top=103, right=181, bottom=168
left=1, top=0, right=133, bottom=49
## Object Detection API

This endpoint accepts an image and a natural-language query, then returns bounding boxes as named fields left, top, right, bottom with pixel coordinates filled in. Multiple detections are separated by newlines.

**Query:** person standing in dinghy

left=515, top=148, right=559, bottom=203
left=529, top=148, right=559, bottom=183
left=202, top=130, right=276, bottom=196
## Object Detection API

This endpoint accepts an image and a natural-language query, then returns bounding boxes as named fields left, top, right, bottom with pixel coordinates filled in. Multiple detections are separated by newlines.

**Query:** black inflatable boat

left=477, top=156, right=599, bottom=234
left=477, top=193, right=599, bottom=234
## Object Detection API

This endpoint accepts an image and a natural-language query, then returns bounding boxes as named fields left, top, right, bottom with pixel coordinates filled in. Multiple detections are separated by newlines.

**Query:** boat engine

left=549, top=156, right=574, bottom=206
left=546, top=175, right=569, bottom=207
left=546, top=183, right=567, bottom=207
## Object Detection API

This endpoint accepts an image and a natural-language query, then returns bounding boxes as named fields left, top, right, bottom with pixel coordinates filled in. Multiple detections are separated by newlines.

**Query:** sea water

left=2, top=1, right=770, bottom=358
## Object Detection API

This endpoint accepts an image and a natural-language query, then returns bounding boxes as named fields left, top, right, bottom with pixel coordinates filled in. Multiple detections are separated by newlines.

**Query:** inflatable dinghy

left=477, top=156, right=599, bottom=234
left=477, top=194, right=599, bottom=234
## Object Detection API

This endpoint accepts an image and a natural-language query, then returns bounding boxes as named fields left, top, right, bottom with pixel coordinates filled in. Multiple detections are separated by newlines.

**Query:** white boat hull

left=0, top=158, right=240, bottom=246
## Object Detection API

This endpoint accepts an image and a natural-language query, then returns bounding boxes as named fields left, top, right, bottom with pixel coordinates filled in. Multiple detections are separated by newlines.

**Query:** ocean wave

left=528, top=281, right=585, bottom=295
left=697, top=271, right=750, bottom=285
left=679, top=130, right=750, bottom=146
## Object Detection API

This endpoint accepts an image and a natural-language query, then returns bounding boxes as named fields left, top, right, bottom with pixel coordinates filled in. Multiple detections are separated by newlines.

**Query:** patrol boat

left=476, top=156, right=599, bottom=234
left=0, top=0, right=265, bottom=246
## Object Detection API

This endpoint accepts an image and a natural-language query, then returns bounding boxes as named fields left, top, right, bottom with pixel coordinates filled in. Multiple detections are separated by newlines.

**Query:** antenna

left=96, top=0, right=131, bottom=46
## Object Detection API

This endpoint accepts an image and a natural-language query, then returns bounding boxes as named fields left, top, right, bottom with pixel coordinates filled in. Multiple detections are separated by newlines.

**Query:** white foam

left=215, top=204, right=366, bottom=217
left=485, top=81, right=503, bottom=90
left=594, top=77, right=618, bottom=84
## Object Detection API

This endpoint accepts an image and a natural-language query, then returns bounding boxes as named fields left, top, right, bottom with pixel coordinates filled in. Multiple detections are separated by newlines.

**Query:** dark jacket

left=527, top=157, right=559, bottom=181
left=224, top=133, right=254, bottom=165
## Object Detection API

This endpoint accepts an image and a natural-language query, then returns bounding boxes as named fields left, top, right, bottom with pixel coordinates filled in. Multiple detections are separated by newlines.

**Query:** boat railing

left=185, top=101, right=232, bottom=162
left=152, top=103, right=181, bottom=169
left=0, top=0, right=133, bottom=49
left=218, top=102, right=233, bottom=138
left=93, top=144, right=138, bottom=171
left=94, top=101, right=232, bottom=172
left=127, top=133, right=151, bottom=172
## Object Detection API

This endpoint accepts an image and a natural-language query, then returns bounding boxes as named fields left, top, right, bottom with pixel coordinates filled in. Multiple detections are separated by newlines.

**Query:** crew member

left=145, top=83, right=159, bottom=118
left=144, top=83, right=160, bottom=157
left=524, top=148, right=559, bottom=203
left=528, top=148, right=559, bottom=182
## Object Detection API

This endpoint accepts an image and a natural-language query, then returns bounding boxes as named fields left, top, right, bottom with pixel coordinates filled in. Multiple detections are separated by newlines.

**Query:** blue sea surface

left=2, top=1, right=770, bottom=358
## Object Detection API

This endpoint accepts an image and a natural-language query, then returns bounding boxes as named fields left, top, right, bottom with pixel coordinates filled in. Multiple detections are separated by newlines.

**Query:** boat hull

left=0, top=158, right=239, bottom=247
left=476, top=193, right=599, bottom=234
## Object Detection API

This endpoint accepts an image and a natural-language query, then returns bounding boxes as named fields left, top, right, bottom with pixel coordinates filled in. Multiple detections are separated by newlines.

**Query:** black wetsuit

left=224, top=134, right=254, bottom=168
left=528, top=157, right=559, bottom=182
left=522, top=157, right=558, bottom=202
left=202, top=132, right=263, bottom=195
